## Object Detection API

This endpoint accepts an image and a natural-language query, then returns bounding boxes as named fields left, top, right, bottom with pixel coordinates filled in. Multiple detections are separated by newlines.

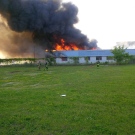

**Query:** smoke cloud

left=0, top=0, right=98, bottom=58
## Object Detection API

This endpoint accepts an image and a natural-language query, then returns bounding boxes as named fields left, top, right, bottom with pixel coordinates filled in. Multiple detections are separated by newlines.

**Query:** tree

left=111, top=45, right=130, bottom=64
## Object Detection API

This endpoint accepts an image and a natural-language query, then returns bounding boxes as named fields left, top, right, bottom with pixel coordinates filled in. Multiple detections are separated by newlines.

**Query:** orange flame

left=55, top=38, right=81, bottom=51
left=91, top=47, right=97, bottom=50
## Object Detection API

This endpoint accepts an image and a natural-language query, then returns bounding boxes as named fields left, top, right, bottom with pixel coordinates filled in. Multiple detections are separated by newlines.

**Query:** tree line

left=0, top=57, right=56, bottom=66
left=111, top=45, right=135, bottom=64
left=0, top=46, right=135, bottom=65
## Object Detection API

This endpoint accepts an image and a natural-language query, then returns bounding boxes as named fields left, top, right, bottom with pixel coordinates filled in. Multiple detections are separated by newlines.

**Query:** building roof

left=54, top=49, right=135, bottom=57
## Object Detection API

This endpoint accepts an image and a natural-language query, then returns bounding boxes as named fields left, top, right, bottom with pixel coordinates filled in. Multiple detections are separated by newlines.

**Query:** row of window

left=61, top=56, right=114, bottom=61
left=61, top=56, right=102, bottom=61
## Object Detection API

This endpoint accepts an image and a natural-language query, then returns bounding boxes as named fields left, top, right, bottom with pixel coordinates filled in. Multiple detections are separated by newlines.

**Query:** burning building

left=53, top=49, right=135, bottom=64
left=0, top=0, right=98, bottom=58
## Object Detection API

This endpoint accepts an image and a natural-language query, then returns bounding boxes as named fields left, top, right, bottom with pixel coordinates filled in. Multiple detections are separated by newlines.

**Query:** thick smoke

left=0, top=0, right=97, bottom=57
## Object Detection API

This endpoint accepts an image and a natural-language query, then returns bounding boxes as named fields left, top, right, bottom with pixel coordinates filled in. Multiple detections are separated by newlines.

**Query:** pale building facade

left=53, top=49, right=135, bottom=64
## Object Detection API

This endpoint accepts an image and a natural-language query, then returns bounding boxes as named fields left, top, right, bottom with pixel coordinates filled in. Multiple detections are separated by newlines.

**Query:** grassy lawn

left=0, top=65, right=135, bottom=135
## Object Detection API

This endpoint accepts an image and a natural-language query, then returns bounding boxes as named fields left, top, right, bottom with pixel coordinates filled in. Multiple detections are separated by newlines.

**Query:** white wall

left=68, top=58, right=74, bottom=64
left=90, top=57, right=96, bottom=63
left=79, top=57, right=85, bottom=63
left=101, top=57, right=107, bottom=62
left=56, top=58, right=62, bottom=63
left=107, top=60, right=115, bottom=63
left=56, top=56, right=115, bottom=64
left=56, top=58, right=74, bottom=64
left=90, top=56, right=112, bottom=63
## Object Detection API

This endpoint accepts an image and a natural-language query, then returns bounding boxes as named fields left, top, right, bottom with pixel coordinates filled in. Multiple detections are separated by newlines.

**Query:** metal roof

left=54, top=49, right=135, bottom=57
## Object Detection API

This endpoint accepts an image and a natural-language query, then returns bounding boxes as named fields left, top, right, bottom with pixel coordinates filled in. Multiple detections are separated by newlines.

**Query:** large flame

left=55, top=38, right=82, bottom=51
left=91, top=47, right=97, bottom=50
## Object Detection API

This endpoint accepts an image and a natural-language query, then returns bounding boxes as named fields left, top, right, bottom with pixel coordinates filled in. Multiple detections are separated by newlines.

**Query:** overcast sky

left=63, top=0, right=135, bottom=49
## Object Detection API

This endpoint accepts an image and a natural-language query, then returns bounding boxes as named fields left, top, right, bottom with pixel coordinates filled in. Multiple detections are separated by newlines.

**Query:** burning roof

left=0, top=0, right=98, bottom=58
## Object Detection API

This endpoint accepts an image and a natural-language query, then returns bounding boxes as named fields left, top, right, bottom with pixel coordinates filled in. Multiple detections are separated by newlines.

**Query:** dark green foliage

left=0, top=58, right=51, bottom=66
left=129, top=55, right=135, bottom=64
left=72, top=57, right=79, bottom=64
left=111, top=46, right=131, bottom=64
left=0, top=58, right=4, bottom=64
left=84, top=57, right=89, bottom=64
left=46, top=57, right=56, bottom=66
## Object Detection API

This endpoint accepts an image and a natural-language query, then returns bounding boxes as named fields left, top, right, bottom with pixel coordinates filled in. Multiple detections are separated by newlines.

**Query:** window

left=96, top=56, right=102, bottom=60
left=61, top=57, right=67, bottom=61
left=88, top=57, right=90, bottom=60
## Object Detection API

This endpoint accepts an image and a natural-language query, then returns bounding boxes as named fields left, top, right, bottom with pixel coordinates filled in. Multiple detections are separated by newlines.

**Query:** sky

left=0, top=0, right=135, bottom=58
left=63, top=0, right=135, bottom=49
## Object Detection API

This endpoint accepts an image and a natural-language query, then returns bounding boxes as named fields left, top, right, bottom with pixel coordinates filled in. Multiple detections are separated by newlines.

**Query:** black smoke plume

left=0, top=0, right=98, bottom=57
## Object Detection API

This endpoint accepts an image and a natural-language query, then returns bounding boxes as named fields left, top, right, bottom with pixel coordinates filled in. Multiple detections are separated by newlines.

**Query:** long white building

left=53, top=49, right=135, bottom=64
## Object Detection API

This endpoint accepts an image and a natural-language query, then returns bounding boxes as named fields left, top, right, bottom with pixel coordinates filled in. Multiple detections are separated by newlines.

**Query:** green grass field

left=0, top=65, right=135, bottom=135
